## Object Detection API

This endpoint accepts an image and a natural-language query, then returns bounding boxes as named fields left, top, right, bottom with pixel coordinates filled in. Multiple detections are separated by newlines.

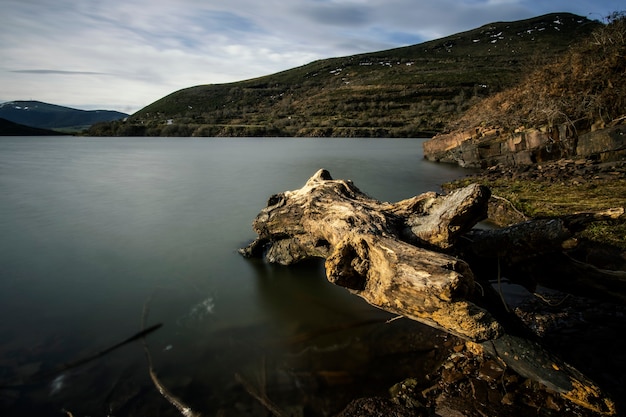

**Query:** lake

left=0, top=136, right=473, bottom=416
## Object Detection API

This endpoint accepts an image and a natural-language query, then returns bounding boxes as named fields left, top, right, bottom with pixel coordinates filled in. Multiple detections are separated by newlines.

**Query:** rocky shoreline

left=238, top=158, right=625, bottom=417
left=337, top=279, right=626, bottom=417
left=455, top=158, right=626, bottom=269
left=467, top=158, right=626, bottom=189
left=336, top=158, right=625, bottom=417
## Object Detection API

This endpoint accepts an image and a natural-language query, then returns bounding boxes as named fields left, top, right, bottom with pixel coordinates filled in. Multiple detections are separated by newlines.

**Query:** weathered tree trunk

left=240, top=169, right=617, bottom=415
left=240, top=169, right=501, bottom=342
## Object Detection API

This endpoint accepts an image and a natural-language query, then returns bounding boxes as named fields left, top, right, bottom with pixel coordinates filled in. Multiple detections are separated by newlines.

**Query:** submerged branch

left=141, top=297, right=201, bottom=417
left=235, top=373, right=287, bottom=417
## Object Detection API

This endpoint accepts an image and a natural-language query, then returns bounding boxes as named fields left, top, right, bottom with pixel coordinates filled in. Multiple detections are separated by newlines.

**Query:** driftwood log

left=240, top=169, right=617, bottom=415
left=240, top=169, right=500, bottom=342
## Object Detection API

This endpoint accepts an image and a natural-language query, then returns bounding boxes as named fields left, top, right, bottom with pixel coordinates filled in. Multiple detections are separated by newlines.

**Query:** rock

left=477, top=359, right=505, bottom=383
left=577, top=123, right=626, bottom=162
left=389, top=378, right=424, bottom=409
left=423, top=119, right=626, bottom=169
left=336, top=397, right=421, bottom=417
left=465, top=218, right=573, bottom=258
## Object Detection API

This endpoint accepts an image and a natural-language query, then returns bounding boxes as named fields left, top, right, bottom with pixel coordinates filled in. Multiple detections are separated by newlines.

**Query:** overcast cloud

left=1, top=0, right=622, bottom=113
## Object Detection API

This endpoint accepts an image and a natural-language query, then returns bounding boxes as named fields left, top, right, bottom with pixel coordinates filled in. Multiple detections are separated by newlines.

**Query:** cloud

left=1, top=0, right=622, bottom=112
left=11, top=70, right=109, bottom=75
left=295, top=3, right=372, bottom=26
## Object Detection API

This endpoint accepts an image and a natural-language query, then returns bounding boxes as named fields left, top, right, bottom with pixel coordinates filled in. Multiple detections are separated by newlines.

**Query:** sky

left=1, top=0, right=622, bottom=114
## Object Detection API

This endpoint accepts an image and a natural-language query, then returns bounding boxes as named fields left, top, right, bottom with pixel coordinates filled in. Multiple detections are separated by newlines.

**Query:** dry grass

left=448, top=12, right=626, bottom=132
left=484, top=179, right=626, bottom=217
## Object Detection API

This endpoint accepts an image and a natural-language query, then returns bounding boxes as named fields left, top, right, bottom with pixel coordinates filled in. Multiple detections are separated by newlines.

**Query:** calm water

left=0, top=136, right=472, bottom=416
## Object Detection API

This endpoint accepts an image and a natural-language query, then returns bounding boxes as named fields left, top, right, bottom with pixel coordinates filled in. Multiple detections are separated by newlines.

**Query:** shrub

left=448, top=12, right=626, bottom=132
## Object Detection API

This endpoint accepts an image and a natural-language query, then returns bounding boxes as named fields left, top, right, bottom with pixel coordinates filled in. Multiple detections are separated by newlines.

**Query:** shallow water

left=0, top=136, right=473, bottom=416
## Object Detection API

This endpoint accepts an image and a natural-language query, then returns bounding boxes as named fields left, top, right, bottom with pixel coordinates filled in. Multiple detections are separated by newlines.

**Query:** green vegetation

left=88, top=13, right=600, bottom=137
left=446, top=173, right=626, bottom=249
left=581, top=221, right=626, bottom=250
left=452, top=177, right=626, bottom=217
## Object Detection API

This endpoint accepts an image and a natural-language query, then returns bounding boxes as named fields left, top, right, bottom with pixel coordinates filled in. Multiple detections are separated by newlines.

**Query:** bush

left=448, top=12, right=626, bottom=132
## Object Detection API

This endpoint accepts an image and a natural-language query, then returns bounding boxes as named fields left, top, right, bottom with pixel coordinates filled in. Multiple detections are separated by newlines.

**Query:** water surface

left=0, top=136, right=472, bottom=416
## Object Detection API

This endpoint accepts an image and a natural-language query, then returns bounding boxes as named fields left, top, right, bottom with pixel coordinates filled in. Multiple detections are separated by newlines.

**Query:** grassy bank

left=444, top=159, right=626, bottom=250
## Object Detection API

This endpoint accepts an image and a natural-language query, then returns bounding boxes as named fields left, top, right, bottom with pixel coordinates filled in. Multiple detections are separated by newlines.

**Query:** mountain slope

left=0, top=117, right=65, bottom=136
left=88, top=13, right=600, bottom=138
left=424, top=12, right=626, bottom=167
left=447, top=12, right=626, bottom=132
left=0, top=101, right=128, bottom=132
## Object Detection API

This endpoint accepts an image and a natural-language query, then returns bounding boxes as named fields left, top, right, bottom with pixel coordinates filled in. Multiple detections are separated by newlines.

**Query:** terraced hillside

left=88, top=13, right=600, bottom=137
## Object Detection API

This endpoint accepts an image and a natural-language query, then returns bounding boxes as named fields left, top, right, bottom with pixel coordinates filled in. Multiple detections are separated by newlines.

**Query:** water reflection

left=240, top=258, right=452, bottom=416
left=0, top=137, right=471, bottom=416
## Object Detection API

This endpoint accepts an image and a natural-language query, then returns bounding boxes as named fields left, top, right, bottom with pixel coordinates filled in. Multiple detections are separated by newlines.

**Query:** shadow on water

left=210, top=258, right=455, bottom=417
left=0, top=260, right=453, bottom=417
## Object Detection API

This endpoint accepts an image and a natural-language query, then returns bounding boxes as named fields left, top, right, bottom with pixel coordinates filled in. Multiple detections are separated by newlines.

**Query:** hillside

left=87, top=13, right=600, bottom=138
left=428, top=13, right=626, bottom=253
left=424, top=12, right=626, bottom=167
left=0, top=101, right=128, bottom=133
left=0, top=117, right=65, bottom=136
left=446, top=12, right=626, bottom=133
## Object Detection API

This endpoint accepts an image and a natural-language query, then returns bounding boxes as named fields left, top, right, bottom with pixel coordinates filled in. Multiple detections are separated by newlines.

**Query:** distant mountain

left=0, top=101, right=128, bottom=132
left=0, top=117, right=65, bottom=136
left=87, top=12, right=601, bottom=138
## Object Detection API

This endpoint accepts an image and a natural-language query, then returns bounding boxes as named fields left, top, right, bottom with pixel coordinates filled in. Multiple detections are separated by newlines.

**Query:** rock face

left=423, top=118, right=626, bottom=168
left=577, top=123, right=626, bottom=161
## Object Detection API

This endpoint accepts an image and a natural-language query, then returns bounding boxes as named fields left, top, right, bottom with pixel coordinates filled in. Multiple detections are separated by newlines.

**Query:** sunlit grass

left=446, top=177, right=626, bottom=249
